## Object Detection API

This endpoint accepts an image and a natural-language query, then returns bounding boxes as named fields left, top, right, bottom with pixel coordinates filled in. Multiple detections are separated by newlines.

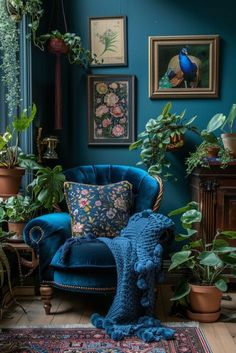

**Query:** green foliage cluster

left=185, top=105, right=236, bottom=174
left=0, top=195, right=38, bottom=223
left=129, top=102, right=198, bottom=180
left=168, top=202, right=236, bottom=301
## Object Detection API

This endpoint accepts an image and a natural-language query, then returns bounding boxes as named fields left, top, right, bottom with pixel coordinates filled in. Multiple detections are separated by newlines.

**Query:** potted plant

left=0, top=103, right=40, bottom=197
left=129, top=102, right=198, bottom=180
left=220, top=104, right=236, bottom=157
left=185, top=113, right=233, bottom=175
left=200, top=104, right=236, bottom=157
left=2, top=195, right=39, bottom=239
left=168, top=201, right=236, bottom=322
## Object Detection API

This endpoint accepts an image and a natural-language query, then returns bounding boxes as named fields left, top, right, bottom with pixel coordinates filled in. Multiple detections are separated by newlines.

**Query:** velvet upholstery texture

left=24, top=165, right=161, bottom=292
left=64, top=180, right=132, bottom=237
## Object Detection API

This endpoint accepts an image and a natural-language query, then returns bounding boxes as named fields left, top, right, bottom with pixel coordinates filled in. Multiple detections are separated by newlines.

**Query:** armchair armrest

left=23, top=212, right=72, bottom=282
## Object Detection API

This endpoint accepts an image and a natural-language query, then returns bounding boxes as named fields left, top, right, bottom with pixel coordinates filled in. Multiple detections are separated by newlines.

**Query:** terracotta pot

left=207, top=146, right=220, bottom=158
left=221, top=133, right=236, bottom=157
left=48, top=38, right=69, bottom=55
left=189, top=284, right=222, bottom=314
left=0, top=167, right=25, bottom=198
left=167, top=134, right=184, bottom=151
left=8, top=221, right=26, bottom=240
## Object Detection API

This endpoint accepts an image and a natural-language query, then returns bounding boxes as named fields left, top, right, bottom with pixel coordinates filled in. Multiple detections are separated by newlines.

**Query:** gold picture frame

left=89, top=16, right=127, bottom=67
left=149, top=35, right=219, bottom=99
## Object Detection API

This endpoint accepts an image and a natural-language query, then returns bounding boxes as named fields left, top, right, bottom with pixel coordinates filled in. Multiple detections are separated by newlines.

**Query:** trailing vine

left=0, top=0, right=20, bottom=118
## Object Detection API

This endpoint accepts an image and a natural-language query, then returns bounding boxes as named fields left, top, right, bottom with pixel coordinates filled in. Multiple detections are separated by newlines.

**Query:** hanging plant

left=5, top=0, right=44, bottom=44
left=0, top=1, right=43, bottom=119
left=0, top=0, right=20, bottom=118
left=37, top=30, right=98, bottom=68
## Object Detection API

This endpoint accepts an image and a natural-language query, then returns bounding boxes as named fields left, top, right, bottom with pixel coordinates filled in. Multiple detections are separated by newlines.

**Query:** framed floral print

left=149, top=35, right=219, bottom=98
left=88, top=75, right=135, bottom=145
left=89, top=16, right=127, bottom=66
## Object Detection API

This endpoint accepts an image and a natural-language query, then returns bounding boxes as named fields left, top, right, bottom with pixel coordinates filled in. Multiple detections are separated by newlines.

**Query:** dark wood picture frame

left=89, top=16, right=127, bottom=67
left=149, top=35, right=219, bottom=99
left=88, top=75, right=135, bottom=145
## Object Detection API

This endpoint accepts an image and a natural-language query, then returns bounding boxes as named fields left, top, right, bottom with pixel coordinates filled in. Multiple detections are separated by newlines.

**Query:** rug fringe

left=0, top=323, right=94, bottom=329
left=164, top=321, right=199, bottom=327
left=0, top=322, right=199, bottom=329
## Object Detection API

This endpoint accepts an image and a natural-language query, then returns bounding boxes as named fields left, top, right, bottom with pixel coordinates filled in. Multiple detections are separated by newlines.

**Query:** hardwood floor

left=0, top=285, right=235, bottom=353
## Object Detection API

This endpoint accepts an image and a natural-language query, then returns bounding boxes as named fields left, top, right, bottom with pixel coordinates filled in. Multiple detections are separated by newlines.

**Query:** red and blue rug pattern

left=0, top=326, right=212, bottom=353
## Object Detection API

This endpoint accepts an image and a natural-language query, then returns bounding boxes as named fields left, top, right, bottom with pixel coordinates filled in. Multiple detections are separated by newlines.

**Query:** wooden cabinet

left=191, top=163, right=236, bottom=244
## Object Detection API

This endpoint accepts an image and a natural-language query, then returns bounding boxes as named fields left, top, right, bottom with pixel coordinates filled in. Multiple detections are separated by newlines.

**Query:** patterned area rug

left=0, top=325, right=212, bottom=353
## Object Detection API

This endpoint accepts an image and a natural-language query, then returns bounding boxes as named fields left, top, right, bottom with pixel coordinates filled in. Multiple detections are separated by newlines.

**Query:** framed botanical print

left=88, top=75, right=135, bottom=145
left=149, top=35, right=219, bottom=98
left=89, top=16, right=127, bottom=66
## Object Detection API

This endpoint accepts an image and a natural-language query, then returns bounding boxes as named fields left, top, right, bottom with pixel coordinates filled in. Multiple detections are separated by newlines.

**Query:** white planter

left=221, top=133, right=236, bottom=157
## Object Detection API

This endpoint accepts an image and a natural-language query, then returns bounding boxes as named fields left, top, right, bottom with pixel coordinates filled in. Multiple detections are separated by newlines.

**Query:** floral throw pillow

left=64, top=181, right=133, bottom=238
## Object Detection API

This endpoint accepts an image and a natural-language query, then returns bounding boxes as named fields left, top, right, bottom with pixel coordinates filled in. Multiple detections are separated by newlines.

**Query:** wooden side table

left=5, top=241, right=39, bottom=295
left=191, top=162, right=236, bottom=243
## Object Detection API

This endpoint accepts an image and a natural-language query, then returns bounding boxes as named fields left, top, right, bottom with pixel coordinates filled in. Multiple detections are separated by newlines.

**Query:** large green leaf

left=0, top=132, right=12, bottom=151
left=169, top=251, right=192, bottom=271
left=129, top=139, right=143, bottom=151
left=214, top=278, right=228, bottom=292
left=12, top=103, right=37, bottom=132
left=221, top=254, right=236, bottom=265
left=214, top=246, right=236, bottom=254
left=175, top=228, right=197, bottom=241
left=168, top=201, right=199, bottom=217
left=219, top=231, right=236, bottom=239
left=199, top=252, right=223, bottom=267
left=180, top=209, right=202, bottom=226
left=213, top=239, right=229, bottom=249
left=171, top=282, right=191, bottom=301
left=161, top=102, right=172, bottom=117
left=206, top=113, right=225, bottom=132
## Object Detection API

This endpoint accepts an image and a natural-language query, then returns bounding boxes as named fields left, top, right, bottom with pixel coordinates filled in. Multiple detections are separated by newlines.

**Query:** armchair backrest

left=64, top=165, right=163, bottom=213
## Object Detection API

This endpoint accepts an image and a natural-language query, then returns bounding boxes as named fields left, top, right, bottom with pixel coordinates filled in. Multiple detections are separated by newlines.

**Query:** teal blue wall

left=33, top=0, right=236, bottom=213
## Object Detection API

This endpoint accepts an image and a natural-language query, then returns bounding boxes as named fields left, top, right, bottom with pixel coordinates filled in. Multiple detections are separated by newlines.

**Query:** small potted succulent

left=129, top=102, right=198, bottom=180
left=168, top=201, right=236, bottom=322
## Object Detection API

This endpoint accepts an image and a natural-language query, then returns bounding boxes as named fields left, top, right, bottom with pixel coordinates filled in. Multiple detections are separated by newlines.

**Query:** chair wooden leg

left=40, top=285, right=53, bottom=315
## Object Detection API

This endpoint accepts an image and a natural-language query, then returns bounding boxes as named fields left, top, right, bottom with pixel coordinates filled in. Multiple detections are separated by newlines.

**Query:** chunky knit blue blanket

left=91, top=210, right=175, bottom=342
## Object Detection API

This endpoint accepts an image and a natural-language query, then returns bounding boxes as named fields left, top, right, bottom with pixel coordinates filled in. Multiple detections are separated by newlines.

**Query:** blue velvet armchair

left=24, top=165, right=164, bottom=315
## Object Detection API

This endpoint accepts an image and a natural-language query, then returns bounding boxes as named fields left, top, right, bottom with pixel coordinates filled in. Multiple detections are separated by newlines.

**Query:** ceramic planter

left=207, top=145, right=220, bottom=158
left=187, top=284, right=222, bottom=323
left=8, top=221, right=26, bottom=240
left=48, top=38, right=69, bottom=55
left=0, top=167, right=25, bottom=198
left=221, top=133, right=236, bottom=157
left=166, top=134, right=185, bottom=151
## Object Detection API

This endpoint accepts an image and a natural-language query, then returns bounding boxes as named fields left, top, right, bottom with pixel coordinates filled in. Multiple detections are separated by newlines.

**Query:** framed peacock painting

left=149, top=35, right=219, bottom=99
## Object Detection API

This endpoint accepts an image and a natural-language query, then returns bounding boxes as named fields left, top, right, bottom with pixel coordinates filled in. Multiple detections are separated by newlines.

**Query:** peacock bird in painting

left=159, top=47, right=201, bottom=89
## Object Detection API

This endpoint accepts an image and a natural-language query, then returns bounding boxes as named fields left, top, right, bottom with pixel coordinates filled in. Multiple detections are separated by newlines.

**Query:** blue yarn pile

left=91, top=209, right=176, bottom=342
